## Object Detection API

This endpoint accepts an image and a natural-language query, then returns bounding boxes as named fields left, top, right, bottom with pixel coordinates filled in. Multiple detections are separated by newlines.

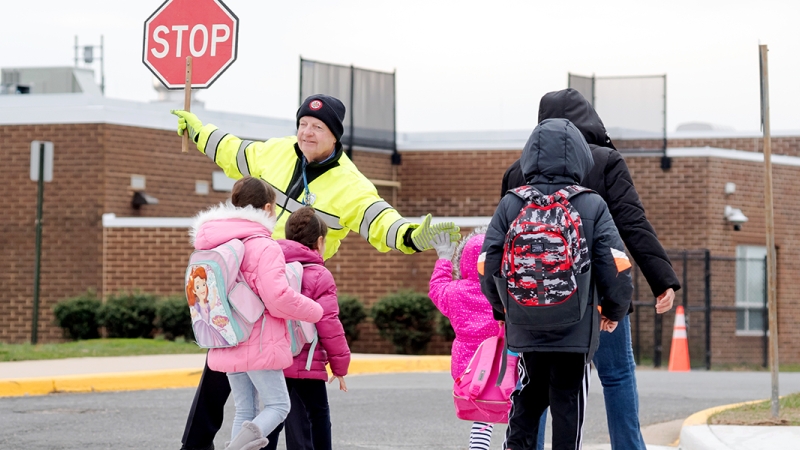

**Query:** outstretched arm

left=335, top=175, right=460, bottom=255
left=172, top=109, right=281, bottom=181
left=428, top=233, right=458, bottom=317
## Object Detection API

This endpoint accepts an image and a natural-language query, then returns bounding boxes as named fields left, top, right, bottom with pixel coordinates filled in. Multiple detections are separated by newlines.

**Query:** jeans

left=227, top=370, right=291, bottom=441
left=265, top=378, right=331, bottom=450
left=592, top=315, right=646, bottom=450
left=533, top=315, right=645, bottom=450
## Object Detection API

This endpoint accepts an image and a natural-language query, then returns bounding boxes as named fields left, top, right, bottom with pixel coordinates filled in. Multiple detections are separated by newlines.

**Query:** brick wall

left=0, top=124, right=104, bottom=342
left=615, top=135, right=800, bottom=157
left=3, top=122, right=799, bottom=364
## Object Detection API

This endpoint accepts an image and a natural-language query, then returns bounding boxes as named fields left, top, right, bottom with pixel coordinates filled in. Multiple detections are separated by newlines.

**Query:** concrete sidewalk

left=0, top=353, right=450, bottom=397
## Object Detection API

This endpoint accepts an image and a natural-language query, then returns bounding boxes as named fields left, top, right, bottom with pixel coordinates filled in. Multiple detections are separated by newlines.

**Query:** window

left=735, top=245, right=767, bottom=334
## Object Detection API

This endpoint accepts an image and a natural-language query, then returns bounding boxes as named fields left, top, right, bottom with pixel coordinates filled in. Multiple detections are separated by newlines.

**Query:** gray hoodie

left=480, top=118, right=632, bottom=356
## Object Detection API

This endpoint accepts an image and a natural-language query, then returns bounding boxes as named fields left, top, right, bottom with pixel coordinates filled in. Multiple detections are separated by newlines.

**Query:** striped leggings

left=469, top=421, right=494, bottom=450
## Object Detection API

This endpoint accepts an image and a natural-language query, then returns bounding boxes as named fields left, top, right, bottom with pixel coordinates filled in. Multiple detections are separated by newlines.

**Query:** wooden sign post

left=142, top=0, right=239, bottom=153
left=182, top=56, right=192, bottom=153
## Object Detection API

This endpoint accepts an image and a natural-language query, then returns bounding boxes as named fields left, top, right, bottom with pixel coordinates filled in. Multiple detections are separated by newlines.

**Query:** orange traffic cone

left=668, top=306, right=691, bottom=372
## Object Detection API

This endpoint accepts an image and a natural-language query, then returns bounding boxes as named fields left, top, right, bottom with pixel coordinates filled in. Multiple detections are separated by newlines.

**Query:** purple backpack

left=500, top=185, right=592, bottom=329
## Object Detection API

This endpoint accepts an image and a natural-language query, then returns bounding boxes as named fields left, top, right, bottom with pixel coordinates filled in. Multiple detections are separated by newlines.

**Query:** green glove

left=170, top=109, right=203, bottom=143
left=411, top=214, right=461, bottom=251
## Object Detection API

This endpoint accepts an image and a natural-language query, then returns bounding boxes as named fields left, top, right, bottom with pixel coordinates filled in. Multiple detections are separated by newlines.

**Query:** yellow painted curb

left=682, top=398, right=766, bottom=427
left=0, top=356, right=450, bottom=398
left=0, top=369, right=204, bottom=397
left=346, top=356, right=451, bottom=375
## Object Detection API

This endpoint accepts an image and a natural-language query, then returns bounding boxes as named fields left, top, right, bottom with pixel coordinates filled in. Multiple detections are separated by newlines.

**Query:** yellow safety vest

left=196, top=124, right=417, bottom=260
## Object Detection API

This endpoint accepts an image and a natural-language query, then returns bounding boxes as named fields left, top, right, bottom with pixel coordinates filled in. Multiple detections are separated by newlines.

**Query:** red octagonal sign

left=143, top=0, right=238, bottom=89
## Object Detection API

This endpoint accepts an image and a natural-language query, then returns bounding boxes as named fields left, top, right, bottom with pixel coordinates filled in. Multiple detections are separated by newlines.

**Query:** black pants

left=504, top=352, right=590, bottom=450
left=180, top=359, right=315, bottom=450
left=265, top=378, right=331, bottom=450
left=181, top=359, right=230, bottom=450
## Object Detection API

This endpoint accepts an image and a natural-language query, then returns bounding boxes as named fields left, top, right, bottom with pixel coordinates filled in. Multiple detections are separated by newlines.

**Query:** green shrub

left=371, top=290, right=437, bottom=355
left=337, top=294, right=367, bottom=344
left=52, top=290, right=102, bottom=340
left=156, top=295, right=193, bottom=341
left=97, top=291, right=158, bottom=338
left=436, top=313, right=456, bottom=342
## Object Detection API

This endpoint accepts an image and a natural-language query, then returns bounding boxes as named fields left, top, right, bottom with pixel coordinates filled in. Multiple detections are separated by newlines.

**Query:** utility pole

left=759, top=43, right=780, bottom=419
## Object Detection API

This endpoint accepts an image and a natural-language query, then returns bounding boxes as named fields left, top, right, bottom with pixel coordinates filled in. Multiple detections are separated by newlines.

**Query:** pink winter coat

left=429, top=233, right=500, bottom=380
left=278, top=240, right=351, bottom=381
left=190, top=203, right=323, bottom=373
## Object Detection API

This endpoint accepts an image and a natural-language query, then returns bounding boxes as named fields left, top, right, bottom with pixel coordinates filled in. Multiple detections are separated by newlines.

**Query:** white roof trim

left=398, top=129, right=800, bottom=152
left=427, top=216, right=492, bottom=228
left=0, top=93, right=295, bottom=141
left=665, top=147, right=800, bottom=167
left=102, top=213, right=193, bottom=228
left=101, top=213, right=492, bottom=229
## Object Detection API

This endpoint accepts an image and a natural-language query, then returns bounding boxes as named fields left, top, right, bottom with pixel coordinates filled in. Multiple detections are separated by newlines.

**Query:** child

left=266, top=206, right=351, bottom=450
left=479, top=118, right=633, bottom=450
left=428, top=227, right=503, bottom=450
left=190, top=176, right=323, bottom=450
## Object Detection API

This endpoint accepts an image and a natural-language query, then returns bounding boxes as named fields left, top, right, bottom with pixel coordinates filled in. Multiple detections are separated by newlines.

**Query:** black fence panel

left=630, top=250, right=767, bottom=370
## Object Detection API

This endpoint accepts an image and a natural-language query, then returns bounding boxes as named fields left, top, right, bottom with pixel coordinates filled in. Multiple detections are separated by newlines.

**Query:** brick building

left=2, top=92, right=798, bottom=365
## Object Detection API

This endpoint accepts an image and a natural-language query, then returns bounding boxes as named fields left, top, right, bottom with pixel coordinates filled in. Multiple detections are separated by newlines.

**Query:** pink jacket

left=278, top=240, right=351, bottom=381
left=429, top=233, right=500, bottom=380
left=190, top=203, right=323, bottom=373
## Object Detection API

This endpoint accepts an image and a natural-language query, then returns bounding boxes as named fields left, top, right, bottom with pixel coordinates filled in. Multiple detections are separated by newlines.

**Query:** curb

left=679, top=399, right=764, bottom=450
left=0, top=355, right=450, bottom=398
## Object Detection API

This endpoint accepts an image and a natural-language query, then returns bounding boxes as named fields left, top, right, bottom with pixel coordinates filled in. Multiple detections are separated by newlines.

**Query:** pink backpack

left=284, top=262, right=319, bottom=370
left=453, top=327, right=519, bottom=423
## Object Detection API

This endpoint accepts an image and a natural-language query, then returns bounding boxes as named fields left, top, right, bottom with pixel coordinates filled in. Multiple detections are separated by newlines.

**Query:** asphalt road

left=1, top=370, right=799, bottom=450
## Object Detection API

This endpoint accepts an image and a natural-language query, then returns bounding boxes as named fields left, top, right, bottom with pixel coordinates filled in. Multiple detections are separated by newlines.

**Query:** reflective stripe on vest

left=269, top=181, right=343, bottom=231
left=386, top=218, right=409, bottom=251
left=236, top=140, right=253, bottom=177
left=205, top=129, right=227, bottom=163
left=359, top=201, right=392, bottom=240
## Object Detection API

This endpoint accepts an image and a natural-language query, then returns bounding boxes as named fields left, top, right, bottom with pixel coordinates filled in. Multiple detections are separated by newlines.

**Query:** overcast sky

left=3, top=0, right=799, bottom=133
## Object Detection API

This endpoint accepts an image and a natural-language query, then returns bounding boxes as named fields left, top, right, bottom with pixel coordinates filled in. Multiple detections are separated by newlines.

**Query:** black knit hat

left=296, top=94, right=346, bottom=142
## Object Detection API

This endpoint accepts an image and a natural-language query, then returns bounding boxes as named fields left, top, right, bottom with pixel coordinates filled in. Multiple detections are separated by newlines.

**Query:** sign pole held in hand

left=142, top=0, right=239, bottom=154
left=182, top=56, right=192, bottom=153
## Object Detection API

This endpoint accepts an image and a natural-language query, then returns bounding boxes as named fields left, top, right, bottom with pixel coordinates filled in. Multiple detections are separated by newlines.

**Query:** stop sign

left=143, top=0, right=238, bottom=89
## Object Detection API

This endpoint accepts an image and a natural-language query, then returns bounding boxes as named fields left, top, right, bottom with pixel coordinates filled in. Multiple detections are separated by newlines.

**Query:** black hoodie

left=501, top=88, right=680, bottom=299
left=481, top=118, right=633, bottom=356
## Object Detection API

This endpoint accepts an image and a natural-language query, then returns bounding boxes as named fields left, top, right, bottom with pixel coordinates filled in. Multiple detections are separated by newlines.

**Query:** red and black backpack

left=501, top=185, right=592, bottom=329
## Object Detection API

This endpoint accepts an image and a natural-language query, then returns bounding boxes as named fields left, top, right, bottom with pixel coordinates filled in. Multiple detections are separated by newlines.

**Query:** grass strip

left=0, top=338, right=205, bottom=362
left=710, top=392, right=800, bottom=426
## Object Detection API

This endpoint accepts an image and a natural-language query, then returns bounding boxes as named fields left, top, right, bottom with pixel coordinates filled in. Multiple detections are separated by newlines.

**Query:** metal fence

left=630, top=250, right=768, bottom=369
left=568, top=72, right=669, bottom=170
left=299, top=58, right=397, bottom=161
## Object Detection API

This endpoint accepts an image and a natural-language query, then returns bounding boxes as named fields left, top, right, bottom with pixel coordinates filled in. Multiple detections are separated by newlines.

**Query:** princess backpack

left=453, top=326, right=519, bottom=423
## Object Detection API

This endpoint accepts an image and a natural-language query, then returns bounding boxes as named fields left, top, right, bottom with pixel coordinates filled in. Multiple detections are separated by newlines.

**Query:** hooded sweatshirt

left=429, top=232, right=500, bottom=379
left=501, top=88, right=680, bottom=299
left=278, top=239, right=350, bottom=381
left=481, top=118, right=633, bottom=356
left=191, top=203, right=323, bottom=373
